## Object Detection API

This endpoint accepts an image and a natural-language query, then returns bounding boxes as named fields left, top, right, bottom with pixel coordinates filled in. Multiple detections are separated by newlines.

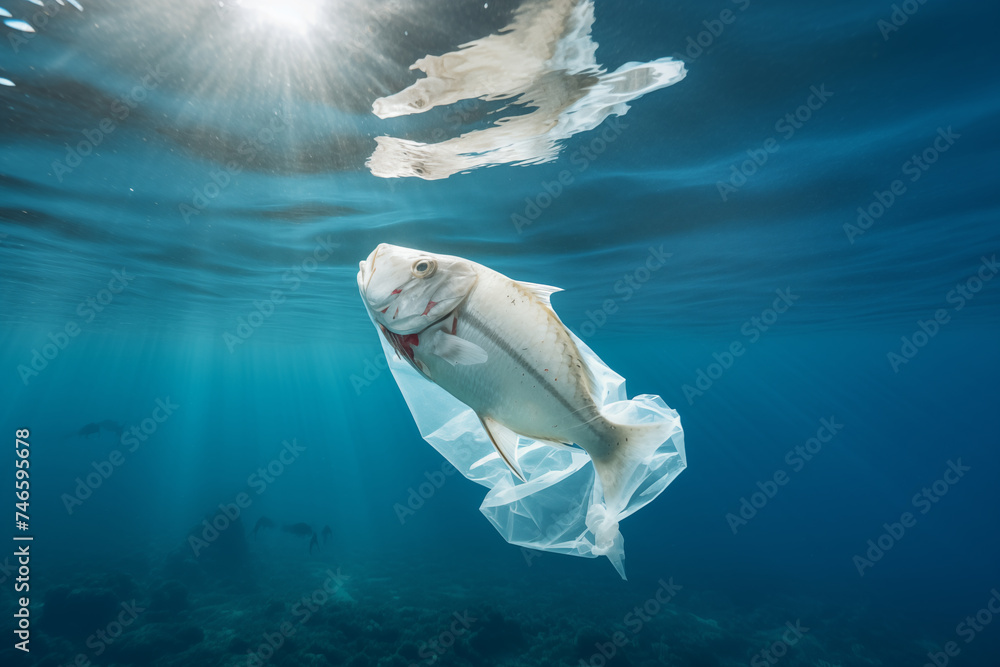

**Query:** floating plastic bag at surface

left=375, top=323, right=686, bottom=579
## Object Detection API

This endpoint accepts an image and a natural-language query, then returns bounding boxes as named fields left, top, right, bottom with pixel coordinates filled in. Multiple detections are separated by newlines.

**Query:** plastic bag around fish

left=375, top=322, right=686, bottom=579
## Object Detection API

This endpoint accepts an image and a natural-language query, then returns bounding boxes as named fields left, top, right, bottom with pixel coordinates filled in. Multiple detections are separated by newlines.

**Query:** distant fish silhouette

left=99, top=420, right=124, bottom=437
left=75, top=420, right=124, bottom=439
left=321, top=525, right=333, bottom=545
left=251, top=517, right=275, bottom=538
left=282, top=522, right=314, bottom=538
left=257, top=521, right=321, bottom=553
left=77, top=423, right=101, bottom=438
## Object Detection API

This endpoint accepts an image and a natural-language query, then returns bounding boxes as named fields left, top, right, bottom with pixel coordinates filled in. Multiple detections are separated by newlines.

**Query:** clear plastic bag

left=376, top=326, right=686, bottom=578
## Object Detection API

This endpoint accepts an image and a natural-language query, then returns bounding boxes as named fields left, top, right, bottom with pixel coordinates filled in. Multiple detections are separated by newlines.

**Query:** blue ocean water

left=1, top=0, right=999, bottom=666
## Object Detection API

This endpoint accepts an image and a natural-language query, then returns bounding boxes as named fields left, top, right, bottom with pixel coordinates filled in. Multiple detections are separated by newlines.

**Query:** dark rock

left=171, top=513, right=250, bottom=583
left=229, top=637, right=251, bottom=654
left=369, top=622, right=400, bottom=643
left=40, top=585, right=120, bottom=639
left=575, top=627, right=632, bottom=667
left=672, top=645, right=719, bottom=667
left=306, top=641, right=347, bottom=665
left=376, top=653, right=409, bottom=667
left=471, top=611, right=526, bottom=656
left=346, top=654, right=374, bottom=667
left=149, top=580, right=189, bottom=619
left=398, top=641, right=419, bottom=660
left=37, top=653, right=67, bottom=667
left=162, top=550, right=207, bottom=587
left=100, top=571, right=139, bottom=600
left=575, top=628, right=603, bottom=658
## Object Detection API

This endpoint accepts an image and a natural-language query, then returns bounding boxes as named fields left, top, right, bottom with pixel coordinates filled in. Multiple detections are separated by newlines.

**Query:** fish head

left=358, top=243, right=478, bottom=334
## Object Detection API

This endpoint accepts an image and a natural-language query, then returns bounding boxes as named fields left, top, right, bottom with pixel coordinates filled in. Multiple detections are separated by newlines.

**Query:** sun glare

left=238, top=0, right=322, bottom=35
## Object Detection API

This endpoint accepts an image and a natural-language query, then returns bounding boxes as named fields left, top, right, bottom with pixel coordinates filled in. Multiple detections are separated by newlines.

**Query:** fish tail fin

left=589, top=419, right=672, bottom=513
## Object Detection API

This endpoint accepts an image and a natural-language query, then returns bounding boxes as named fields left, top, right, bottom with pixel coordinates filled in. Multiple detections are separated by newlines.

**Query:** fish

left=251, top=516, right=275, bottom=538
left=357, top=243, right=670, bottom=511
left=99, top=420, right=124, bottom=437
left=282, top=522, right=314, bottom=538
left=77, top=423, right=100, bottom=438
left=321, top=525, right=333, bottom=544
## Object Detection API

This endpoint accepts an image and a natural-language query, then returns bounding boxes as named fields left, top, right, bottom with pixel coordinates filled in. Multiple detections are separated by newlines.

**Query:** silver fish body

left=359, top=244, right=667, bottom=510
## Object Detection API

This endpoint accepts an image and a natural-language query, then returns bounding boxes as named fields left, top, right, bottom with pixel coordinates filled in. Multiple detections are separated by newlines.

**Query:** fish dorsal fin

left=424, top=330, right=488, bottom=366
left=479, top=415, right=526, bottom=482
left=518, top=281, right=563, bottom=309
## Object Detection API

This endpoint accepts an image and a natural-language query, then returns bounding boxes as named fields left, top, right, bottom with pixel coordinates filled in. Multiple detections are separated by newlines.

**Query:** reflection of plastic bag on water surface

left=377, top=326, right=686, bottom=579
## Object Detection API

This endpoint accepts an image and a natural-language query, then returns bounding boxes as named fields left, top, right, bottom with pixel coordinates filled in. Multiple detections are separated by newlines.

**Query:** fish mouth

left=358, top=244, right=408, bottom=317
left=358, top=244, right=386, bottom=295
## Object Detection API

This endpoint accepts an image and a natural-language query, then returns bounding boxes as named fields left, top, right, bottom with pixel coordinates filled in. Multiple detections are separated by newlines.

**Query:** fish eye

left=411, top=259, right=436, bottom=277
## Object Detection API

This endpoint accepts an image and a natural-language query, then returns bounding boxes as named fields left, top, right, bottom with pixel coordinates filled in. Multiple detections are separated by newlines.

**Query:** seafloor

left=1, top=518, right=961, bottom=667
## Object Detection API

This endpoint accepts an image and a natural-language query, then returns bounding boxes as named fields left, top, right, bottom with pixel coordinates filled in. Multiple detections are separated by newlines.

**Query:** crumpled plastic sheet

left=376, top=325, right=686, bottom=579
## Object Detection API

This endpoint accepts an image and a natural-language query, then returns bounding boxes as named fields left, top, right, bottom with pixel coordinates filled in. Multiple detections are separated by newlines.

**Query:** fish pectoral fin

left=518, top=281, right=563, bottom=310
left=425, top=330, right=488, bottom=366
left=479, top=415, right=526, bottom=482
